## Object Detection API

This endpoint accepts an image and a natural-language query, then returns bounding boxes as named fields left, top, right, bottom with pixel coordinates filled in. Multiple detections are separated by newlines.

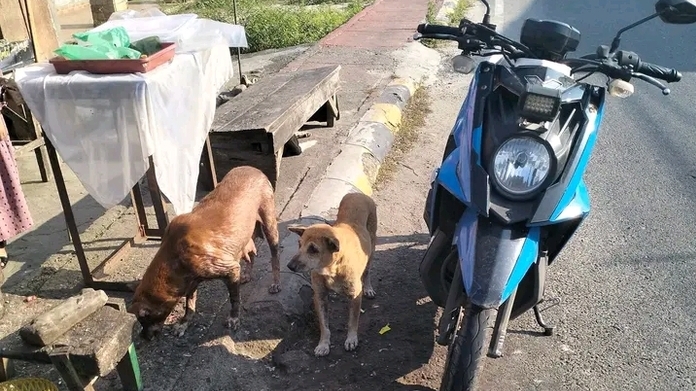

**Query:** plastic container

left=48, top=42, right=176, bottom=74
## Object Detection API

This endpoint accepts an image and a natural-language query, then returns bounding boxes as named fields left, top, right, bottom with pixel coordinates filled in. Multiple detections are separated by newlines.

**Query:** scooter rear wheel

left=439, top=304, right=496, bottom=391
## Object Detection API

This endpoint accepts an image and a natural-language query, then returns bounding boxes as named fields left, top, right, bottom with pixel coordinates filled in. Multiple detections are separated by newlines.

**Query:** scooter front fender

left=455, top=208, right=541, bottom=309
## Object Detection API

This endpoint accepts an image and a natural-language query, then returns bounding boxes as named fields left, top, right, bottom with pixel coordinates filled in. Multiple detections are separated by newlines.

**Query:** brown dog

left=287, top=192, right=377, bottom=357
left=127, top=166, right=281, bottom=340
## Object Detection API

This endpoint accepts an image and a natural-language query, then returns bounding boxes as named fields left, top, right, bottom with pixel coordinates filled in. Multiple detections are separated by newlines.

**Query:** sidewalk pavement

left=1, top=0, right=443, bottom=389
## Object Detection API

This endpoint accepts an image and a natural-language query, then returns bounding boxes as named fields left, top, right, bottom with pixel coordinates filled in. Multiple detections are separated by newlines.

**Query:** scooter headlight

left=490, top=135, right=556, bottom=200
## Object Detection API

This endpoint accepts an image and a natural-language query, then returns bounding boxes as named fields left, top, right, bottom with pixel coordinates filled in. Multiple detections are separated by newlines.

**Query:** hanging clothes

left=0, top=117, right=33, bottom=243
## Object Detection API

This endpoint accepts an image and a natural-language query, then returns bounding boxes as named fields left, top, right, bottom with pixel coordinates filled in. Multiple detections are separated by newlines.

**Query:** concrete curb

left=301, top=77, right=418, bottom=221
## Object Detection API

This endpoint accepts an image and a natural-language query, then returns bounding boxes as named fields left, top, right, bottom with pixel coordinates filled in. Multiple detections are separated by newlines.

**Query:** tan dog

left=127, top=166, right=281, bottom=340
left=287, top=192, right=377, bottom=357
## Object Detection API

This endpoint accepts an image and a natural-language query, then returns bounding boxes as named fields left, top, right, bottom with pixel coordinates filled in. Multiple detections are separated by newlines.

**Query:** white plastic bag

left=108, top=8, right=166, bottom=21
left=90, top=12, right=248, bottom=52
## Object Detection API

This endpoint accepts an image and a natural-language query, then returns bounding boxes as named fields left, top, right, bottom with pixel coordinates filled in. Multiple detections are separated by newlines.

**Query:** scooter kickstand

left=533, top=305, right=555, bottom=336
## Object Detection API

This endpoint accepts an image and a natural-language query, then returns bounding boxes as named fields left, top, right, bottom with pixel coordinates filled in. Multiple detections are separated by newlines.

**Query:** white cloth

left=91, top=12, right=249, bottom=54
left=14, top=44, right=234, bottom=215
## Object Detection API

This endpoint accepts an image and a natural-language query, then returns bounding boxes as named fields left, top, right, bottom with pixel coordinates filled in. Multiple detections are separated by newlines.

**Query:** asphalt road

left=368, top=0, right=696, bottom=390
left=473, top=0, right=696, bottom=389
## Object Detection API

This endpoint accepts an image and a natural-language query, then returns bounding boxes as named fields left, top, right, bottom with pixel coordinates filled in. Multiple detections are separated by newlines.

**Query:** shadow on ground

left=2, top=179, right=171, bottom=298
left=84, top=232, right=438, bottom=391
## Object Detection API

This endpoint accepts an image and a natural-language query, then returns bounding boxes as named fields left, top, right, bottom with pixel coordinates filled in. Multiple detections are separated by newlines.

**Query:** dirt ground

left=0, top=43, right=478, bottom=391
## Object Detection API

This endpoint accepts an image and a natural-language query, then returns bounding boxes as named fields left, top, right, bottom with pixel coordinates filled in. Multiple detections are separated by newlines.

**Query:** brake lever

left=632, top=72, right=670, bottom=96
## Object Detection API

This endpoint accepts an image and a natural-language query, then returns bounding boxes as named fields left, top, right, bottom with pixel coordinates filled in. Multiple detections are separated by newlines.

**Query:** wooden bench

left=206, top=65, right=341, bottom=190
left=0, top=291, right=142, bottom=391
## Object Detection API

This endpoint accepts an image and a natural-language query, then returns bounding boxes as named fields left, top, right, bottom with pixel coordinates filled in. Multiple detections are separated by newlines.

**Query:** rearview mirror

left=656, top=0, right=696, bottom=24
left=452, top=55, right=476, bottom=74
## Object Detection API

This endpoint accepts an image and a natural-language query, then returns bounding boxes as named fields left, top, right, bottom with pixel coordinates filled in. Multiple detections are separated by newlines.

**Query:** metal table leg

left=44, top=139, right=173, bottom=291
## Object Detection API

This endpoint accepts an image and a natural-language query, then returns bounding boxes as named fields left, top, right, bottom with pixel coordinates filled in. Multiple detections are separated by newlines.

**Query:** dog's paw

left=173, top=322, right=189, bottom=337
left=344, top=334, right=359, bottom=352
left=314, top=342, right=330, bottom=357
left=268, top=284, right=281, bottom=294
left=363, top=287, right=376, bottom=299
left=225, top=316, right=240, bottom=331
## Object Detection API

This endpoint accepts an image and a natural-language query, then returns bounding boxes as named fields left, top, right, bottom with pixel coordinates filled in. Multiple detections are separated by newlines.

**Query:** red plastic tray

left=49, top=42, right=176, bottom=75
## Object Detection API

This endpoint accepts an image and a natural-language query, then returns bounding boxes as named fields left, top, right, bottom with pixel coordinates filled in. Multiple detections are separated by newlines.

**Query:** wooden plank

left=48, top=347, right=93, bottom=391
left=209, top=65, right=341, bottom=186
left=212, top=65, right=341, bottom=149
left=211, top=72, right=297, bottom=131
left=25, top=108, right=52, bottom=181
left=0, top=331, right=53, bottom=363
left=13, top=137, right=43, bottom=156
left=24, top=0, right=61, bottom=63
left=265, top=68, right=339, bottom=148
left=116, top=344, right=143, bottom=391
left=53, top=306, right=137, bottom=378
left=209, top=130, right=277, bottom=185
left=19, top=288, right=109, bottom=347
left=0, top=0, right=29, bottom=42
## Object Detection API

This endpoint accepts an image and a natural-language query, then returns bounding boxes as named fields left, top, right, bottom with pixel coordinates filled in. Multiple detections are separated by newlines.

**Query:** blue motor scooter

left=415, top=0, right=695, bottom=389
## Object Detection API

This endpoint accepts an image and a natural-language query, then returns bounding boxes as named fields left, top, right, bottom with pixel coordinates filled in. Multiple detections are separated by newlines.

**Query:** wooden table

left=44, top=135, right=218, bottom=292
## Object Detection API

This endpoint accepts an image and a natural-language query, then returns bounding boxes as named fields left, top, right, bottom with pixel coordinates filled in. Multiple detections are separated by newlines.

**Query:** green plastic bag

left=54, top=43, right=111, bottom=60
left=54, top=26, right=142, bottom=60
left=129, top=36, right=163, bottom=56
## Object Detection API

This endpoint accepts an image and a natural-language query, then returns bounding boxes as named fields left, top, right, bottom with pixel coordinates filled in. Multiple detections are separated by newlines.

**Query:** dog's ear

left=288, top=225, right=307, bottom=237
left=128, top=302, right=150, bottom=318
left=138, top=307, right=151, bottom=318
left=323, top=233, right=340, bottom=253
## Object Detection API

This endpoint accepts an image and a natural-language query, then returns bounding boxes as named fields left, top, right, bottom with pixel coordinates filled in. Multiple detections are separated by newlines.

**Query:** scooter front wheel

left=439, top=304, right=497, bottom=391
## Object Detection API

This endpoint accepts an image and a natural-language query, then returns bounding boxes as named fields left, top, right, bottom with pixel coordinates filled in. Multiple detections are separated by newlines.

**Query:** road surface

left=376, top=0, right=696, bottom=389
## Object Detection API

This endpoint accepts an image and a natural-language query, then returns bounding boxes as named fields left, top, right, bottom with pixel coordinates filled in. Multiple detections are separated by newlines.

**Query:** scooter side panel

left=530, top=91, right=606, bottom=224
left=448, top=71, right=480, bottom=205
left=455, top=209, right=541, bottom=309
left=436, top=147, right=466, bottom=203
left=529, top=179, right=590, bottom=226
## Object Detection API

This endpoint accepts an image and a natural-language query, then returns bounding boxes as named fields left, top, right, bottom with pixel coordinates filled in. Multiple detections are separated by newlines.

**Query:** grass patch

left=420, top=0, right=441, bottom=49
left=447, top=0, right=471, bottom=26
left=161, top=0, right=368, bottom=53
left=375, top=86, right=432, bottom=187
left=419, top=0, right=472, bottom=49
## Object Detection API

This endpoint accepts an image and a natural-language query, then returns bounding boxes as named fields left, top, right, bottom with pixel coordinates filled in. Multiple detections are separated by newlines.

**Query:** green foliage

left=162, top=0, right=367, bottom=53
left=448, top=0, right=470, bottom=26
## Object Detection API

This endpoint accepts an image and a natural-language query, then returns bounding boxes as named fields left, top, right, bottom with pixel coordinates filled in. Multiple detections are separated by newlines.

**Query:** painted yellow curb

left=353, top=171, right=374, bottom=196
left=362, top=103, right=403, bottom=133
left=389, top=77, right=417, bottom=97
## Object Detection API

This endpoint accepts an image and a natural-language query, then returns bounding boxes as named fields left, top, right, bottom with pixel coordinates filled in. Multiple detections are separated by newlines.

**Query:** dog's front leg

left=344, top=290, right=363, bottom=352
left=361, top=262, right=376, bottom=299
left=223, top=265, right=242, bottom=331
left=174, top=285, right=199, bottom=337
left=311, top=273, right=331, bottom=357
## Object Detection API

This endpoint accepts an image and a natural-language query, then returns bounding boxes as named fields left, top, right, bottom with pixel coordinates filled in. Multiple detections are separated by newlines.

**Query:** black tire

left=439, top=304, right=497, bottom=391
